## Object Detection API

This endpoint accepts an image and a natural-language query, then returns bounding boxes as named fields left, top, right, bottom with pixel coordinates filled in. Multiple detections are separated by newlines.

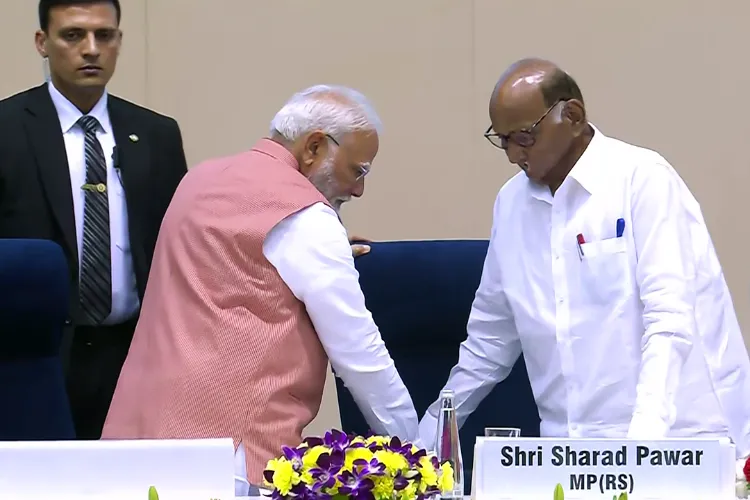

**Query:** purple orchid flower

left=323, top=429, right=350, bottom=451
left=337, top=469, right=375, bottom=500
left=267, top=478, right=319, bottom=500
left=289, top=483, right=324, bottom=500
left=301, top=436, right=325, bottom=447
left=309, top=451, right=345, bottom=492
left=386, top=436, right=407, bottom=451
left=262, top=469, right=275, bottom=485
left=386, top=436, right=416, bottom=460
left=404, top=443, right=427, bottom=467
left=310, top=468, right=337, bottom=491
left=353, top=457, right=386, bottom=477
left=269, top=486, right=295, bottom=500
left=325, top=449, right=345, bottom=469
left=405, top=452, right=425, bottom=467
left=281, top=445, right=305, bottom=472
left=268, top=489, right=283, bottom=500
left=393, top=471, right=410, bottom=491
left=366, top=440, right=383, bottom=452
left=419, top=485, right=441, bottom=499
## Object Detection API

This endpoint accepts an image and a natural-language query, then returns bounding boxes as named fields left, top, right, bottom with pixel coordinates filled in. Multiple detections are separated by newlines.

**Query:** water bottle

left=435, top=389, right=463, bottom=498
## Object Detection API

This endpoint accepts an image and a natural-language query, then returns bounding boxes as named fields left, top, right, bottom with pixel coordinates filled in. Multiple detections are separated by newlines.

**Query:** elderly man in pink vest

left=101, top=85, right=418, bottom=485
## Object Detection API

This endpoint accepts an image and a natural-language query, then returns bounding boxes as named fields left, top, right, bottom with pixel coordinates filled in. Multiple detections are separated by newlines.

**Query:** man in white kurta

left=418, top=58, right=750, bottom=459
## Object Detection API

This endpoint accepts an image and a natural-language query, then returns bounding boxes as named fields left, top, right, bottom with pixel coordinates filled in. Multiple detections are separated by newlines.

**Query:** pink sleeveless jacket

left=102, top=139, right=330, bottom=484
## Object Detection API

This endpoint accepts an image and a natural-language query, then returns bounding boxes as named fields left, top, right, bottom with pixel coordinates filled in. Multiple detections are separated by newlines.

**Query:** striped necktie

left=77, top=115, right=112, bottom=325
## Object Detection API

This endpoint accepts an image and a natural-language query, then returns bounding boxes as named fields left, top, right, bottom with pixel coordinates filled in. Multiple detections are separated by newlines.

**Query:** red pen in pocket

left=576, top=233, right=586, bottom=259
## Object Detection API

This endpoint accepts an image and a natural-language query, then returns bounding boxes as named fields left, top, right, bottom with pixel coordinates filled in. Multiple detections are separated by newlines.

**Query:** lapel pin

left=129, top=134, right=139, bottom=142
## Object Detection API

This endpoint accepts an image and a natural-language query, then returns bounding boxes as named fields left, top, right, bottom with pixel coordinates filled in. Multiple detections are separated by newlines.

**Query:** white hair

left=270, top=84, right=382, bottom=142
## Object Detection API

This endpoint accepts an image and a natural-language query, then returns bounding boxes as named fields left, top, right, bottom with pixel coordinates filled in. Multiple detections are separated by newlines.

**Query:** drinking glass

left=484, top=427, right=521, bottom=437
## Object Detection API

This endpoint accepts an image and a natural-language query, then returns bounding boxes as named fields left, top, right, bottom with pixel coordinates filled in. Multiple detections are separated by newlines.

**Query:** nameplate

left=0, top=438, right=236, bottom=500
left=472, top=437, right=735, bottom=500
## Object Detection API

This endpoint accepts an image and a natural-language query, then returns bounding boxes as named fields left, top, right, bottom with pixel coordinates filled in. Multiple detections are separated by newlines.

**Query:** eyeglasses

left=484, top=99, right=565, bottom=150
left=326, top=134, right=370, bottom=182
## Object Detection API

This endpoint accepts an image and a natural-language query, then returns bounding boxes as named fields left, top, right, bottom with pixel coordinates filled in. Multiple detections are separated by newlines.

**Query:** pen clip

left=576, top=233, right=586, bottom=259
left=616, top=218, right=625, bottom=238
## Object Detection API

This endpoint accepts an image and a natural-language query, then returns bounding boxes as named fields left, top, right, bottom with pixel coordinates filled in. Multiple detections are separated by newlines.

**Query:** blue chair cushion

left=0, top=358, right=75, bottom=440
left=0, top=239, right=69, bottom=360
left=335, top=240, right=540, bottom=492
left=0, top=239, right=74, bottom=439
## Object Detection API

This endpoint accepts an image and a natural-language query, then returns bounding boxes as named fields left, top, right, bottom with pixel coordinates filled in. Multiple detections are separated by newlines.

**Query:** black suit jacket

left=0, top=84, right=188, bottom=361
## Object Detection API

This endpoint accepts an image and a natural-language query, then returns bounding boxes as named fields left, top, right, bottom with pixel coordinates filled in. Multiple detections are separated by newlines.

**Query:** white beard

left=308, top=156, right=350, bottom=211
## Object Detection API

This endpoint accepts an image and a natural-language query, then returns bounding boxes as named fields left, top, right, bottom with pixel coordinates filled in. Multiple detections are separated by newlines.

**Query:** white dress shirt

left=262, top=201, right=419, bottom=441
left=419, top=125, right=750, bottom=455
left=48, top=82, right=140, bottom=324
left=683, top=181, right=750, bottom=458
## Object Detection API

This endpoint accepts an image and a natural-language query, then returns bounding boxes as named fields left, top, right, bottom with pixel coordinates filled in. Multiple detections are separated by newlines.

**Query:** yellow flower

left=396, top=481, right=418, bottom=500
left=374, top=450, right=409, bottom=475
left=438, top=462, right=455, bottom=492
left=300, top=469, right=314, bottom=486
left=372, top=474, right=396, bottom=500
left=302, top=445, right=330, bottom=469
left=344, top=446, right=374, bottom=470
left=264, top=457, right=300, bottom=495
left=351, top=435, right=367, bottom=446
left=263, top=458, right=280, bottom=487
left=417, top=456, right=438, bottom=492
left=365, top=435, right=390, bottom=447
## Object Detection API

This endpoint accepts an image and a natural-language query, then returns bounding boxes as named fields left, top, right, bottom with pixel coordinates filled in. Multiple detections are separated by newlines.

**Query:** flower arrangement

left=263, top=429, right=455, bottom=500
left=735, top=456, right=750, bottom=498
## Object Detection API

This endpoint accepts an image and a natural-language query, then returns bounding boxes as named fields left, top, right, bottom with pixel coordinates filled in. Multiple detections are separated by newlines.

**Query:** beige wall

left=3, top=0, right=749, bottom=435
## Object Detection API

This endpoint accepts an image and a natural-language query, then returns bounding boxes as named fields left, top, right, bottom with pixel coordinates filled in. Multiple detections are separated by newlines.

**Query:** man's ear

left=298, top=131, right=329, bottom=175
left=562, top=99, right=586, bottom=127
left=561, top=99, right=587, bottom=137
left=35, top=30, right=48, bottom=58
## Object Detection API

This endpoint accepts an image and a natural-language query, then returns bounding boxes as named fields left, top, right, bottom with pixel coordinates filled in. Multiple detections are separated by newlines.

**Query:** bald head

left=486, top=58, right=591, bottom=192
left=490, top=58, right=584, bottom=116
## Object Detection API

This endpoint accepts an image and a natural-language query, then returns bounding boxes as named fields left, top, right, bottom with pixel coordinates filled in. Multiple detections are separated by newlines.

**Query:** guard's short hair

left=39, top=0, right=121, bottom=32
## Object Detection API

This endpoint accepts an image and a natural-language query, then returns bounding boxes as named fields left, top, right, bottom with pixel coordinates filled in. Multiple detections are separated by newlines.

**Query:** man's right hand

left=349, top=235, right=371, bottom=257
left=417, top=411, right=438, bottom=452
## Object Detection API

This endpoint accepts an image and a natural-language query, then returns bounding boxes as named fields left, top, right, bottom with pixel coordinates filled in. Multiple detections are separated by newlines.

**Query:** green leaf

left=618, top=492, right=628, bottom=500
left=148, top=485, right=159, bottom=500
left=553, top=483, right=564, bottom=500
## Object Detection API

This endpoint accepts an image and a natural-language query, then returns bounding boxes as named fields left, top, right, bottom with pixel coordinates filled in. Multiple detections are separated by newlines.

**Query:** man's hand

left=349, top=235, right=371, bottom=258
